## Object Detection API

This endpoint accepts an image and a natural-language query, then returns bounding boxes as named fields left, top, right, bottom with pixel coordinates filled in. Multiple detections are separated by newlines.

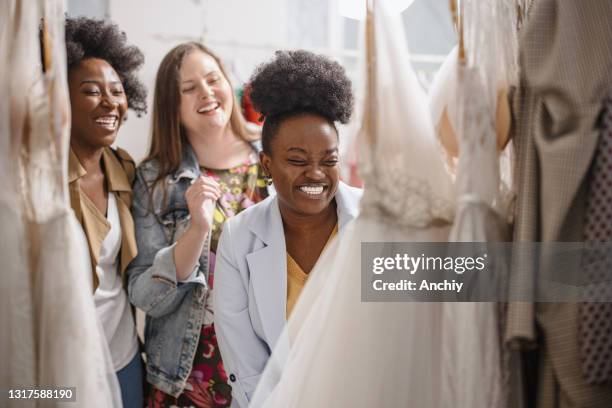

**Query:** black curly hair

left=65, top=17, right=147, bottom=115
left=249, top=50, right=354, bottom=154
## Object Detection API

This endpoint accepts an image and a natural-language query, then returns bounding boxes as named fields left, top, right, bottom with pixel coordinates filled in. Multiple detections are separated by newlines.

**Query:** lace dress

left=437, top=2, right=519, bottom=407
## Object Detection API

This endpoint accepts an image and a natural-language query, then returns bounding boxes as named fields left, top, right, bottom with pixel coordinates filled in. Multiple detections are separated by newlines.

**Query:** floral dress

left=149, top=154, right=268, bottom=408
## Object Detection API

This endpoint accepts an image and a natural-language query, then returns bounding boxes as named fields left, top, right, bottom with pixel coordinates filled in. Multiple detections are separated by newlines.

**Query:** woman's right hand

left=185, top=176, right=221, bottom=233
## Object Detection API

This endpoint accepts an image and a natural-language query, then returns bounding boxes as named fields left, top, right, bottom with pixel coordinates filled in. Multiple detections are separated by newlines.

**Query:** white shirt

left=93, top=194, right=139, bottom=371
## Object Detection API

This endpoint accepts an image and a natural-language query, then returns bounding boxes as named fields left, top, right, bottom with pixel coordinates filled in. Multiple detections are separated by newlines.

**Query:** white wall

left=67, top=0, right=108, bottom=18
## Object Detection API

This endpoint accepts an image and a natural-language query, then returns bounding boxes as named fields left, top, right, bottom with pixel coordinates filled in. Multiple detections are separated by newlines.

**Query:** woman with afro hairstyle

left=65, top=16, right=147, bottom=408
left=126, top=42, right=270, bottom=407
left=213, top=50, right=362, bottom=407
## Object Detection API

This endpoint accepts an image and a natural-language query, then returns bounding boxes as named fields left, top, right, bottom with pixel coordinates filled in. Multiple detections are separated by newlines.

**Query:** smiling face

left=178, top=50, right=233, bottom=138
left=68, top=58, right=128, bottom=149
left=261, top=113, right=340, bottom=217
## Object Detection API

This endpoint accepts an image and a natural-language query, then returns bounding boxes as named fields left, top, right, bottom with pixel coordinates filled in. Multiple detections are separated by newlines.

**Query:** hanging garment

left=505, top=0, right=612, bottom=407
left=579, top=91, right=612, bottom=385
left=440, top=55, right=507, bottom=408
left=437, top=2, right=520, bottom=408
left=248, top=0, right=459, bottom=406
left=0, top=1, right=122, bottom=406
left=0, top=6, right=36, bottom=405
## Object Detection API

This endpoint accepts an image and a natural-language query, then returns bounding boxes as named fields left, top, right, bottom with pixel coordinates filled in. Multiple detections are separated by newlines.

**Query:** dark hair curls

left=249, top=50, right=353, bottom=154
left=65, top=16, right=147, bottom=115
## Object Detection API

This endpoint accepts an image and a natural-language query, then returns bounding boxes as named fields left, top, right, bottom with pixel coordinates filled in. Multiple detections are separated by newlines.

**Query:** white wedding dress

left=249, top=1, right=516, bottom=407
left=1, top=1, right=121, bottom=406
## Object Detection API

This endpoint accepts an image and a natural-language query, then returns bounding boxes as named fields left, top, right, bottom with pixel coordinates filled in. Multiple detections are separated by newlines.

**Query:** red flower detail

left=192, top=363, right=214, bottom=381
left=183, top=378, right=215, bottom=407
left=202, top=324, right=215, bottom=339
left=202, top=341, right=215, bottom=359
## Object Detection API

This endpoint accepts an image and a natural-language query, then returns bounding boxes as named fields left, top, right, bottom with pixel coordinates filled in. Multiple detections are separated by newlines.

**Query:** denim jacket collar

left=170, top=139, right=265, bottom=184
left=170, top=142, right=201, bottom=184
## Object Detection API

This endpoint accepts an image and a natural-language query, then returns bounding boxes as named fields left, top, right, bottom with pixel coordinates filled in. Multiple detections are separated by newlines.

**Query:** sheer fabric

left=0, top=1, right=121, bottom=406
left=252, top=220, right=451, bottom=408
left=357, top=0, right=455, bottom=227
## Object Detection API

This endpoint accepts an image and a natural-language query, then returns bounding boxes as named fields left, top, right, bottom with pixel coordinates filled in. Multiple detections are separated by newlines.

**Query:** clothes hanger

left=431, top=0, right=464, bottom=159
left=40, top=18, right=52, bottom=73
left=434, top=0, right=510, bottom=158
left=362, top=0, right=377, bottom=147
left=449, top=0, right=466, bottom=65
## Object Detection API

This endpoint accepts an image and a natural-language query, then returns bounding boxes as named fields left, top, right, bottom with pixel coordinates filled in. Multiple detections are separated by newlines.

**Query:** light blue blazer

left=213, top=182, right=362, bottom=407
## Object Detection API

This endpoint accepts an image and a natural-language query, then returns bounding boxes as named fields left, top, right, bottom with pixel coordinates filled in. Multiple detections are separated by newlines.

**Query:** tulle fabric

left=0, top=1, right=122, bottom=406
left=357, top=0, right=455, bottom=228
left=252, top=220, right=451, bottom=408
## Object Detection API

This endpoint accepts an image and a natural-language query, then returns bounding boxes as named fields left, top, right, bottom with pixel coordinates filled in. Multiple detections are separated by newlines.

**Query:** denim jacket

left=127, top=141, right=264, bottom=397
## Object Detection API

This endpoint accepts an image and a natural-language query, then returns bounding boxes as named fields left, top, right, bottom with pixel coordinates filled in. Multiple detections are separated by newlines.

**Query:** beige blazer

left=68, top=147, right=138, bottom=291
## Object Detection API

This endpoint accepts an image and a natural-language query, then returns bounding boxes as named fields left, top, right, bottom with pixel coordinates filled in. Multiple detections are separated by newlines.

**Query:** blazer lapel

left=101, top=148, right=138, bottom=282
left=245, top=197, right=287, bottom=350
left=335, top=182, right=361, bottom=229
left=115, top=193, right=138, bottom=280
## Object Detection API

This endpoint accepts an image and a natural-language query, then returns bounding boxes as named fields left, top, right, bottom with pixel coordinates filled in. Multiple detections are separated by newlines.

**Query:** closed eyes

left=287, top=159, right=308, bottom=166
left=287, top=158, right=338, bottom=166
left=81, top=87, right=124, bottom=96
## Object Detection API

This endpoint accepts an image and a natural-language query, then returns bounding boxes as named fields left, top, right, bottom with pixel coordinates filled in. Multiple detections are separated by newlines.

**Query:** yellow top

left=286, top=223, right=338, bottom=318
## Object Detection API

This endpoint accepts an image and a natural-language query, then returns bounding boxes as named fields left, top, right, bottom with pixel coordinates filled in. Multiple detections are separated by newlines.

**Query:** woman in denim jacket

left=127, top=42, right=269, bottom=407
